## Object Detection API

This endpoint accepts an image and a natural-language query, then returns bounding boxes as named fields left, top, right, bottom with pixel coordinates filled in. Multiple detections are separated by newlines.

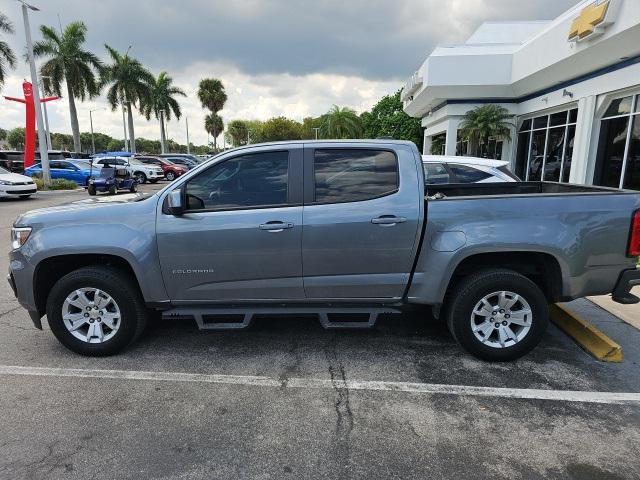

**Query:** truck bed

left=426, top=181, right=634, bottom=199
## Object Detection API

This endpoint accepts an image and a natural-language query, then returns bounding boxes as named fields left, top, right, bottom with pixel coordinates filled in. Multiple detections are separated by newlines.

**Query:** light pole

left=39, top=75, right=53, bottom=150
left=312, top=127, right=320, bottom=140
left=18, top=0, right=50, bottom=186
left=89, top=108, right=103, bottom=155
left=121, top=101, right=128, bottom=152
left=185, top=116, right=190, bottom=154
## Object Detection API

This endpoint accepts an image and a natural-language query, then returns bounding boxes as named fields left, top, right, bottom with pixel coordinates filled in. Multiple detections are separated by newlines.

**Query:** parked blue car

left=24, top=159, right=99, bottom=186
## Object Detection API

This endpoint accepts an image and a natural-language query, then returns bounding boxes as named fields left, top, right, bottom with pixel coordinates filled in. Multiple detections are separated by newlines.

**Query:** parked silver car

left=422, top=155, right=520, bottom=184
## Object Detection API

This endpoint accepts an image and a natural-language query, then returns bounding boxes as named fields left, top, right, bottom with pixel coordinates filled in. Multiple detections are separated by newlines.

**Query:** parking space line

left=1, top=364, right=639, bottom=405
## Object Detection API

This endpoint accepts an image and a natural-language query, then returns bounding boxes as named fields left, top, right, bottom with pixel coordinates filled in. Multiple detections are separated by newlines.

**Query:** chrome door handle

left=259, top=221, right=294, bottom=232
left=371, top=216, right=407, bottom=225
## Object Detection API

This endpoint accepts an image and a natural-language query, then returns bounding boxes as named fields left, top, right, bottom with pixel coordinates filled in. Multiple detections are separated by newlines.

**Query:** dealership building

left=402, top=0, right=640, bottom=189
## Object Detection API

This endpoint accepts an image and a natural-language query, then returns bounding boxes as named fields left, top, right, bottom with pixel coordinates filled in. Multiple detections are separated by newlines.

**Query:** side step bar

left=161, top=306, right=402, bottom=330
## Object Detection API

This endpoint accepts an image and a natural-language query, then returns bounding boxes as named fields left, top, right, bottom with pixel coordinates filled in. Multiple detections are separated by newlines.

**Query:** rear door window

left=447, top=164, right=492, bottom=183
left=313, top=149, right=398, bottom=204
left=423, top=163, right=450, bottom=184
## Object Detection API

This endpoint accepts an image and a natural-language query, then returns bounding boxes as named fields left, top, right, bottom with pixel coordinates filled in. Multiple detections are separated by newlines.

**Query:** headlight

left=11, top=227, right=32, bottom=250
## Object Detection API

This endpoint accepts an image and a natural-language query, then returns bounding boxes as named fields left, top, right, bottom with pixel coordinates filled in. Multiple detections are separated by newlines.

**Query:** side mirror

left=166, top=189, right=185, bottom=216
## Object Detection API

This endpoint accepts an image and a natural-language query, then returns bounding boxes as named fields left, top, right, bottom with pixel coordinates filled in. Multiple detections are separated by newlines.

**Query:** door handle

left=259, top=221, right=294, bottom=232
left=371, top=216, right=407, bottom=226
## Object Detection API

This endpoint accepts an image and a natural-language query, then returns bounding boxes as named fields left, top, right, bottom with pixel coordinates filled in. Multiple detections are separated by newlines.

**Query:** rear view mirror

left=167, top=189, right=185, bottom=215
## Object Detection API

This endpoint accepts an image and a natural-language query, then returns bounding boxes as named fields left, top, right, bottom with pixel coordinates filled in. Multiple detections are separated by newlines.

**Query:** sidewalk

left=588, top=287, right=640, bottom=330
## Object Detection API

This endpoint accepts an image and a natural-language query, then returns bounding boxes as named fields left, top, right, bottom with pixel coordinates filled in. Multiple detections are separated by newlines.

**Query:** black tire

left=46, top=266, right=147, bottom=356
left=88, top=185, right=97, bottom=196
left=108, top=184, right=117, bottom=195
left=444, top=269, right=548, bottom=361
left=165, top=172, right=176, bottom=181
left=135, top=172, right=147, bottom=184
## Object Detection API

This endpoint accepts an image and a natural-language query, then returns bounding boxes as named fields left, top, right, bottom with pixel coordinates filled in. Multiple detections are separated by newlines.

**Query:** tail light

left=629, top=210, right=640, bottom=257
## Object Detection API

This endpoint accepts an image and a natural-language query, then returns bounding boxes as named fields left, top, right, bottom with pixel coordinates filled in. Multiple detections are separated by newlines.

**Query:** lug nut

left=97, top=318, right=101, bottom=322
left=505, top=314, right=510, bottom=319
left=499, top=309, right=505, bottom=313
left=494, top=323, right=500, bottom=328
left=89, top=319, right=94, bottom=323
left=502, top=321, right=508, bottom=326
left=490, top=317, right=494, bottom=321
left=84, top=313, right=89, bottom=318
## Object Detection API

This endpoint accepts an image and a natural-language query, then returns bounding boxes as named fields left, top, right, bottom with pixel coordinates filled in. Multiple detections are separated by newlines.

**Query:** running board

left=161, top=306, right=401, bottom=330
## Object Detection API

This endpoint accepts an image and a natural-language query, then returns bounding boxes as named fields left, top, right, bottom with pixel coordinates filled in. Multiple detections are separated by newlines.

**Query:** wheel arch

left=33, top=253, right=143, bottom=317
left=442, top=251, right=565, bottom=304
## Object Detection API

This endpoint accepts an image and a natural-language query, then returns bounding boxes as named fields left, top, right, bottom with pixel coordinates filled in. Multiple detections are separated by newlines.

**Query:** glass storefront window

left=595, top=94, right=640, bottom=190
left=516, top=107, right=577, bottom=183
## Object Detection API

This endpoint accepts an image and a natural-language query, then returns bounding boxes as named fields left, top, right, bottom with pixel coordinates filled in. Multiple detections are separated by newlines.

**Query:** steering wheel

left=208, top=184, right=222, bottom=201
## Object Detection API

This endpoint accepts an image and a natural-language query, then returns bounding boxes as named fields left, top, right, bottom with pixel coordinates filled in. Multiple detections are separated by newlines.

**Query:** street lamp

left=185, top=116, right=190, bottom=154
left=17, top=0, right=50, bottom=186
left=312, top=127, right=320, bottom=140
left=39, top=75, right=53, bottom=150
left=89, top=108, right=104, bottom=154
left=121, top=100, right=128, bottom=152
left=159, top=109, right=166, bottom=154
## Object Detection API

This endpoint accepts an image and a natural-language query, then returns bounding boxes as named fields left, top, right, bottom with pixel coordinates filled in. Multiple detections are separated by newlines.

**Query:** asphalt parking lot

left=1, top=184, right=640, bottom=480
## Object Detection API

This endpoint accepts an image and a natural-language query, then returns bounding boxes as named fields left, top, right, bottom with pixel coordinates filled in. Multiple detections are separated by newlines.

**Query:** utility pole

left=19, top=0, right=50, bottom=186
left=186, top=116, right=190, bottom=154
left=40, top=75, right=52, bottom=150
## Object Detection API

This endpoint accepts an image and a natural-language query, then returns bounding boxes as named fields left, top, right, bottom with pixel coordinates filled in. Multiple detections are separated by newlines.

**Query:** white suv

left=422, top=155, right=520, bottom=184
left=92, top=156, right=164, bottom=184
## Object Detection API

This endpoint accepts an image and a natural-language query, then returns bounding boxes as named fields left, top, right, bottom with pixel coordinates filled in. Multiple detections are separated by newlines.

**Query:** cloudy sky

left=0, top=0, right=577, bottom=147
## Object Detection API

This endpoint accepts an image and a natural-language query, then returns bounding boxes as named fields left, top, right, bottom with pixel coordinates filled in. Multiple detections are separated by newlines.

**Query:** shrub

left=31, top=176, right=78, bottom=191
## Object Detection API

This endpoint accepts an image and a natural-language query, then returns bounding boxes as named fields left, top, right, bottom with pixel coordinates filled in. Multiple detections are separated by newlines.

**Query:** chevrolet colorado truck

left=8, top=140, right=640, bottom=361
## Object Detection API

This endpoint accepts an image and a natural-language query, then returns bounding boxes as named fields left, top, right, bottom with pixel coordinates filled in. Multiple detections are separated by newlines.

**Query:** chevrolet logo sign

left=568, top=0, right=610, bottom=41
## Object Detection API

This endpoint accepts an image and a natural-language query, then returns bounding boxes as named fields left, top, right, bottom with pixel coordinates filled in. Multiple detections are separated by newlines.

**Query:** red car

left=135, top=156, right=188, bottom=181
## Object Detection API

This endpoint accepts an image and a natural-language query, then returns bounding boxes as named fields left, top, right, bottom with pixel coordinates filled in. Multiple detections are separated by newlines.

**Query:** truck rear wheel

left=444, top=269, right=548, bottom=361
left=46, top=266, right=147, bottom=356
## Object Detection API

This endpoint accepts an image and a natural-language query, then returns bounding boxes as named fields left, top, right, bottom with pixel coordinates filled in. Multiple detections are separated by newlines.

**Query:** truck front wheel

left=46, top=266, right=147, bottom=356
left=444, top=269, right=548, bottom=361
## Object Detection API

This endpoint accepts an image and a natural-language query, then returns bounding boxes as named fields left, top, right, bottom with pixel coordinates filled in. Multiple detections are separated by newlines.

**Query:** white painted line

left=1, top=365, right=639, bottom=405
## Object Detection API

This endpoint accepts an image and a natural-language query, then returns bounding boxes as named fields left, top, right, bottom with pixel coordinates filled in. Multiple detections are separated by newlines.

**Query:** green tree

left=33, top=22, right=102, bottom=153
left=106, top=138, right=124, bottom=151
left=50, top=132, right=73, bottom=150
left=301, top=116, right=323, bottom=139
left=7, top=127, right=25, bottom=149
left=361, top=90, right=423, bottom=151
left=143, top=71, right=186, bottom=153
left=260, top=116, right=303, bottom=142
left=197, top=78, right=227, bottom=149
left=101, top=45, right=154, bottom=153
left=459, top=104, right=513, bottom=157
left=0, top=12, right=16, bottom=91
left=0, top=127, right=7, bottom=141
left=320, top=105, right=363, bottom=139
left=204, top=113, right=224, bottom=149
left=225, top=119, right=266, bottom=147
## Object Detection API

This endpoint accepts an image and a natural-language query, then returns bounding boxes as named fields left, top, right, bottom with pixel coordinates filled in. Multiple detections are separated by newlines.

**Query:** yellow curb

left=550, top=304, right=623, bottom=362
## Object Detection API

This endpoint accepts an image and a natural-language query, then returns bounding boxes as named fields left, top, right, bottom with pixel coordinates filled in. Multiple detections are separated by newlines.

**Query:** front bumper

left=8, top=250, right=41, bottom=328
left=0, top=185, right=37, bottom=197
left=612, top=267, right=640, bottom=304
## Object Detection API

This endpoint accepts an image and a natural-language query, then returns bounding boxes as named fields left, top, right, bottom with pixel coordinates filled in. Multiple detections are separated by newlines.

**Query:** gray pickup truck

left=8, top=140, right=640, bottom=361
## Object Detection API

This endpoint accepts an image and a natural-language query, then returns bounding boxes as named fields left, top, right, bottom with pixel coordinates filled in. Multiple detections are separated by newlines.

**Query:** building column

left=444, top=119, right=459, bottom=156
left=422, top=129, right=431, bottom=155
left=570, top=95, right=597, bottom=184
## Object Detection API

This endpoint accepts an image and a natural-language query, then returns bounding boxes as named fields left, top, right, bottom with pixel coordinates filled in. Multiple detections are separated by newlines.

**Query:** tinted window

left=313, top=149, right=398, bottom=203
left=423, top=163, right=450, bottom=184
left=603, top=96, right=632, bottom=118
left=185, top=151, right=289, bottom=210
left=448, top=164, right=492, bottom=183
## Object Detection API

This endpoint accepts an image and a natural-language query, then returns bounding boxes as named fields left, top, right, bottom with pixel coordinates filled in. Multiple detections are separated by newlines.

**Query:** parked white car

left=422, top=155, right=520, bottom=184
left=92, top=156, right=164, bottom=184
left=0, top=166, right=37, bottom=199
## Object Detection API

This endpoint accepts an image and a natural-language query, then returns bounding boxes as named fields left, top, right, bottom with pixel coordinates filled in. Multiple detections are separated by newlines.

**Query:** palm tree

left=101, top=45, right=154, bottom=153
left=0, top=12, right=16, bottom=91
left=459, top=105, right=513, bottom=157
left=143, top=71, right=186, bottom=153
left=204, top=113, right=224, bottom=150
left=320, top=105, right=363, bottom=139
left=33, top=22, right=102, bottom=153
left=197, top=78, right=227, bottom=112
